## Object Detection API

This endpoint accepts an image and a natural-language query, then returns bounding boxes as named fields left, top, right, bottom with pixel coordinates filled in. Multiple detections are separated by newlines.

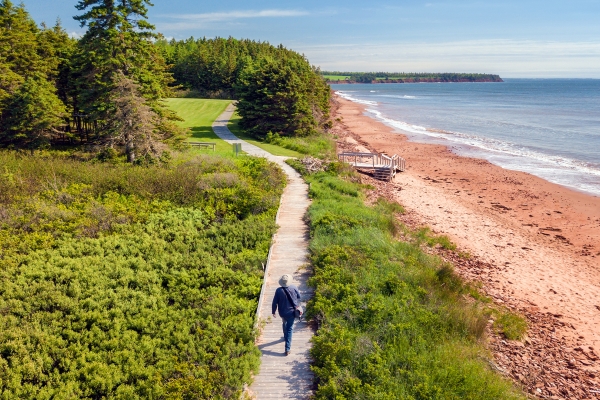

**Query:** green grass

left=263, top=132, right=336, bottom=159
left=322, top=75, right=350, bottom=81
left=493, top=309, right=528, bottom=341
left=168, top=99, right=308, bottom=158
left=414, top=226, right=457, bottom=250
left=227, top=112, right=303, bottom=157
left=165, top=98, right=233, bottom=153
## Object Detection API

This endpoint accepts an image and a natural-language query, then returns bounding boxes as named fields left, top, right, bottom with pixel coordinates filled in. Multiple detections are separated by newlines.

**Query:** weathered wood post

left=233, top=142, right=242, bottom=156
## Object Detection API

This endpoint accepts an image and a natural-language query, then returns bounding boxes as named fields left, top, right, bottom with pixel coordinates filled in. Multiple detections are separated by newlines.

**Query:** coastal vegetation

left=0, top=1, right=330, bottom=160
left=0, top=3, right=299, bottom=396
left=283, top=159, right=525, bottom=399
left=322, top=71, right=503, bottom=83
left=0, top=0, right=180, bottom=161
left=0, top=96, right=286, bottom=397
left=1, top=0, right=527, bottom=398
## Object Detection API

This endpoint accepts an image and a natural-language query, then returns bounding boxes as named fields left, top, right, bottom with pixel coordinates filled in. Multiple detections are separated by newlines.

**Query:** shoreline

left=333, top=87, right=600, bottom=198
left=332, top=94, right=600, bottom=256
left=331, top=93, right=600, bottom=397
left=327, top=79, right=503, bottom=84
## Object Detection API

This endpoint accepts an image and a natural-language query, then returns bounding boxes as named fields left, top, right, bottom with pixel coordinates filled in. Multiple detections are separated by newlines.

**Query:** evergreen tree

left=0, top=0, right=35, bottom=111
left=0, top=55, right=21, bottom=108
left=0, top=1, right=68, bottom=147
left=0, top=1, right=45, bottom=78
left=157, top=37, right=330, bottom=137
left=236, top=58, right=314, bottom=138
left=235, top=56, right=330, bottom=138
left=73, top=0, right=175, bottom=124
left=109, top=71, right=156, bottom=163
left=0, top=76, right=66, bottom=150
left=38, top=20, right=76, bottom=107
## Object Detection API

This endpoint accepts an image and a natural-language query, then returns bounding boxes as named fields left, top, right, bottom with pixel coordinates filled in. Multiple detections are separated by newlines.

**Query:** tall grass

left=264, top=131, right=336, bottom=159
left=298, top=170, right=525, bottom=399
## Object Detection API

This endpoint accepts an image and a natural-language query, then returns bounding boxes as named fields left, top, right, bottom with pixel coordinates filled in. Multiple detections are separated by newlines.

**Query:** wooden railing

left=338, top=152, right=406, bottom=171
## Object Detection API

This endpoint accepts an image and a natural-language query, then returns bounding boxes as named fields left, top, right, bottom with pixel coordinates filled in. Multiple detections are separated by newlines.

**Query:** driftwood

left=298, top=156, right=329, bottom=173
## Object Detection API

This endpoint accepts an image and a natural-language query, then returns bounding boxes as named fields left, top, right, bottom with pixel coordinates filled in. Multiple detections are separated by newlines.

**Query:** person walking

left=272, top=274, right=301, bottom=356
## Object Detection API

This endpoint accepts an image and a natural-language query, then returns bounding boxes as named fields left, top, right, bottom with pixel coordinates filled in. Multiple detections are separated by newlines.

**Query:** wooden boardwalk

left=338, top=151, right=406, bottom=181
left=213, top=105, right=314, bottom=399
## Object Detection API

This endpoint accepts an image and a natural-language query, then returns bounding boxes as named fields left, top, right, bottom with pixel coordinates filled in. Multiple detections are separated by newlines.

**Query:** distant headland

left=322, top=71, right=503, bottom=84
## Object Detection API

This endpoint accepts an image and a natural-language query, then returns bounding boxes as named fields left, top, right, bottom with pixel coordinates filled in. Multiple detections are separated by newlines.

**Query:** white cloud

left=157, top=9, right=309, bottom=31
left=164, top=9, right=307, bottom=22
left=295, top=40, right=600, bottom=78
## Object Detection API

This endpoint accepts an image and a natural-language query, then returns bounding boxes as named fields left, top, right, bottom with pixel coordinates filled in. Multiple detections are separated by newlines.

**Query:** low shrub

left=0, top=150, right=285, bottom=398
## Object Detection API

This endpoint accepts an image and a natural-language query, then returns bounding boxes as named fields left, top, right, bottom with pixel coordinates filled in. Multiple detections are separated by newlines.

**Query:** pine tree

left=37, top=20, right=76, bottom=107
left=0, top=0, right=35, bottom=111
left=109, top=71, right=156, bottom=163
left=0, top=1, right=45, bottom=78
left=0, top=1, right=68, bottom=147
left=0, top=55, right=21, bottom=108
left=235, top=57, right=321, bottom=138
left=0, top=76, right=67, bottom=150
left=73, top=0, right=174, bottom=123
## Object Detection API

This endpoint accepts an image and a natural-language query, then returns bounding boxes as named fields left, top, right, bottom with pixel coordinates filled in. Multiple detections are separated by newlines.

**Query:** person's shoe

left=285, top=351, right=290, bottom=356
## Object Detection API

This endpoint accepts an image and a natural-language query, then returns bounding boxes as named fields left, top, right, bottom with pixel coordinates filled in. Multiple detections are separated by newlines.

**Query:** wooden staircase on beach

left=338, top=152, right=406, bottom=181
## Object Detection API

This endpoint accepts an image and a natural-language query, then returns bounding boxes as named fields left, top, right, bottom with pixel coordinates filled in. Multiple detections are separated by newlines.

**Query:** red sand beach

left=331, top=94, right=600, bottom=398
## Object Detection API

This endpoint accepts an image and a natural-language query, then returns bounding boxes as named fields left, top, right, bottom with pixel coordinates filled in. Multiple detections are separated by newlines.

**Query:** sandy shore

left=331, top=94, right=600, bottom=398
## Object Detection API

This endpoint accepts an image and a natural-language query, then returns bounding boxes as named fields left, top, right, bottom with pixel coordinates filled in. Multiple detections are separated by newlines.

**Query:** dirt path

left=213, top=105, right=314, bottom=399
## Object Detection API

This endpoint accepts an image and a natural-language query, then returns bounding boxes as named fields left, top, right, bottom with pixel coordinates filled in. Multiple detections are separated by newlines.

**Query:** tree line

left=323, top=71, right=503, bottom=83
left=0, top=1, right=330, bottom=160
left=0, top=0, right=180, bottom=162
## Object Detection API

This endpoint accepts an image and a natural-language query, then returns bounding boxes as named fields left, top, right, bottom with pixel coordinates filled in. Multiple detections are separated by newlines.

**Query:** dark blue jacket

left=272, top=286, right=301, bottom=318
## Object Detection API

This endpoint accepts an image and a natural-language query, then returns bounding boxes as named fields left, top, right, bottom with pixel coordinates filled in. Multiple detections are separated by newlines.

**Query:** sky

left=22, top=0, right=600, bottom=78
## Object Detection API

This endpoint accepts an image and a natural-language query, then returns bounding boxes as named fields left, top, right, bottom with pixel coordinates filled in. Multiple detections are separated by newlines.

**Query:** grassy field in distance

left=322, top=75, right=350, bottom=81
left=167, top=98, right=304, bottom=157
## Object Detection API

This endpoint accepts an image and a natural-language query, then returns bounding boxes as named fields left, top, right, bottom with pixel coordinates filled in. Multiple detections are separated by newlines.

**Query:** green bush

left=297, top=170, right=524, bottom=399
left=493, top=310, right=528, bottom=341
left=0, top=150, right=285, bottom=398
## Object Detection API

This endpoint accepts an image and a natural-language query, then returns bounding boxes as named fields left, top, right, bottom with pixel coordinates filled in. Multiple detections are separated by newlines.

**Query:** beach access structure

left=338, top=152, right=406, bottom=181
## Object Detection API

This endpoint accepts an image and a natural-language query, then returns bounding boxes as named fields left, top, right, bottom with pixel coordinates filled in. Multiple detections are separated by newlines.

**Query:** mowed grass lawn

left=227, top=112, right=303, bottom=158
left=167, top=98, right=303, bottom=158
left=166, top=98, right=232, bottom=153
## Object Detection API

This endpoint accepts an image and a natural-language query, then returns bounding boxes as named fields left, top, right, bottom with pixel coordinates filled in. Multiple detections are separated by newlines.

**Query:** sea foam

left=336, top=91, right=378, bottom=106
left=365, top=108, right=600, bottom=180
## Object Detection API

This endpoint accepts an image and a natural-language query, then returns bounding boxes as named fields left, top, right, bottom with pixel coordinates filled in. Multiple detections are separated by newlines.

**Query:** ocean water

left=332, top=79, right=600, bottom=196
